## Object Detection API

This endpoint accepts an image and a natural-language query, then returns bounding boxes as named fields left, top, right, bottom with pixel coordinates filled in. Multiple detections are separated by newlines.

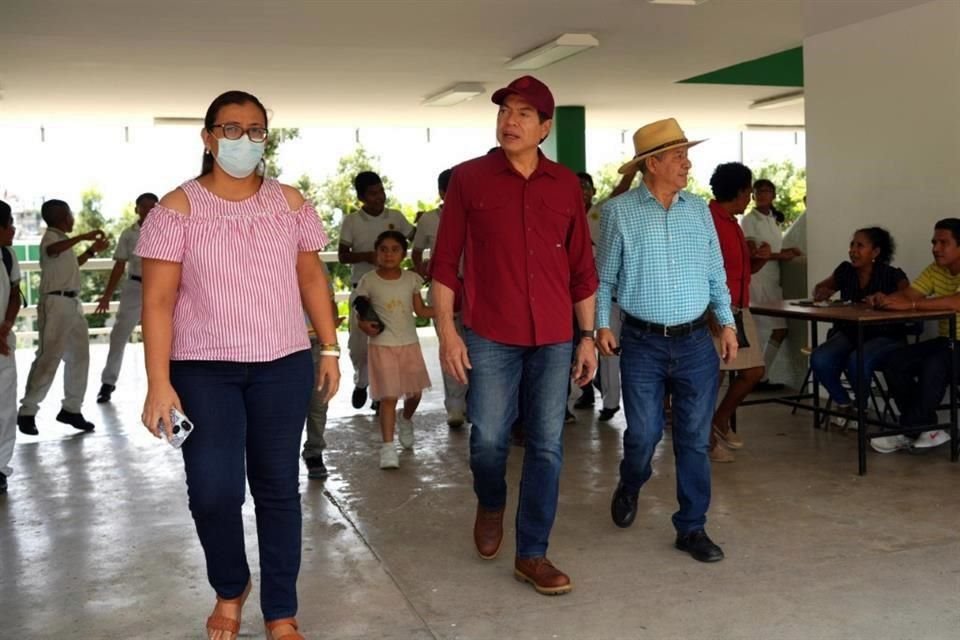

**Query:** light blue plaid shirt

left=596, top=182, right=733, bottom=329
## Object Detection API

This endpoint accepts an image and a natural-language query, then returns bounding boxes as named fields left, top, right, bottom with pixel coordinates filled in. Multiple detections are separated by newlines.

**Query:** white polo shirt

left=0, top=247, right=21, bottom=317
left=339, top=208, right=413, bottom=284
left=114, top=223, right=142, bottom=278
left=39, top=228, right=81, bottom=293
left=412, top=208, right=440, bottom=254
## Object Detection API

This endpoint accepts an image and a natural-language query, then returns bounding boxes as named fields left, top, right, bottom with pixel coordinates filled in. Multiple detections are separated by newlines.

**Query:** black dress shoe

left=17, top=415, right=38, bottom=436
left=55, top=410, right=95, bottom=432
left=305, top=455, right=328, bottom=480
left=611, top=481, right=639, bottom=528
left=352, top=386, right=368, bottom=409
left=675, top=530, right=724, bottom=562
left=96, top=384, right=115, bottom=403
left=753, top=380, right=785, bottom=393
left=598, top=407, right=620, bottom=422
left=0, top=471, right=7, bottom=494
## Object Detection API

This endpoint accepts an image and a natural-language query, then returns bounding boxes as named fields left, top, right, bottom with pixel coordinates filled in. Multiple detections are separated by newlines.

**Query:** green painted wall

left=680, top=47, right=803, bottom=87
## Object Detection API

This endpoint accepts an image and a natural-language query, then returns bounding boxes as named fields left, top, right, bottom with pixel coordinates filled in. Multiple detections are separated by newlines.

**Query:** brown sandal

left=264, top=617, right=305, bottom=640
left=206, top=580, right=252, bottom=639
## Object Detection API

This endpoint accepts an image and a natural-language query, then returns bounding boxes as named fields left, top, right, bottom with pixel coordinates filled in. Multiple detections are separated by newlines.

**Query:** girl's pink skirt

left=368, top=343, right=432, bottom=400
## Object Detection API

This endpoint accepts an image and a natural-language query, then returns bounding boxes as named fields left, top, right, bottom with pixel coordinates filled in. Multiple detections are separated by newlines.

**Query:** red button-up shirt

left=709, top=200, right=751, bottom=308
left=431, top=150, right=598, bottom=346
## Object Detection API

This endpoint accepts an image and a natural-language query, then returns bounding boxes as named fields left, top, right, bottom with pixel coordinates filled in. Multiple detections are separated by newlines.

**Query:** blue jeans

left=170, top=349, right=313, bottom=621
left=809, top=332, right=903, bottom=405
left=465, top=329, right=572, bottom=558
left=619, top=324, right=719, bottom=534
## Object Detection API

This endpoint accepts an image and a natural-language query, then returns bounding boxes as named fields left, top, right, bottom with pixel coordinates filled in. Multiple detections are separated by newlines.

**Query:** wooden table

left=749, top=300, right=959, bottom=475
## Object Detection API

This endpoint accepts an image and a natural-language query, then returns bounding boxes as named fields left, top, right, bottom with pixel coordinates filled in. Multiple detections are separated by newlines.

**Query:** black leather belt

left=623, top=310, right=709, bottom=337
left=47, top=290, right=79, bottom=298
left=130, top=275, right=142, bottom=282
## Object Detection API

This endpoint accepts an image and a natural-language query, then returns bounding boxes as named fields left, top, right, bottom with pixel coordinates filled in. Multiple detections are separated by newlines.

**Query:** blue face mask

left=214, top=137, right=265, bottom=178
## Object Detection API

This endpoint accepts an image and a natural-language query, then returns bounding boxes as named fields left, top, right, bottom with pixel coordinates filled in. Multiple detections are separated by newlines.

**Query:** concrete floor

left=2, top=336, right=960, bottom=639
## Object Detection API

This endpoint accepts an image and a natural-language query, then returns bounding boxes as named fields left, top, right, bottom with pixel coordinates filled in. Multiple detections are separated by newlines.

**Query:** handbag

left=732, top=253, right=750, bottom=349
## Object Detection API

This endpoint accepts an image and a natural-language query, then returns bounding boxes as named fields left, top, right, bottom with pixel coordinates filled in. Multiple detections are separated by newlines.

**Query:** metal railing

left=13, top=251, right=380, bottom=343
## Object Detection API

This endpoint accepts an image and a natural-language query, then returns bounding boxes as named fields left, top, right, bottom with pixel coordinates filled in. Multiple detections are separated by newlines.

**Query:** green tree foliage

left=754, top=160, right=807, bottom=226
left=263, top=128, right=300, bottom=179
left=72, top=189, right=112, bottom=327
left=589, top=159, right=806, bottom=225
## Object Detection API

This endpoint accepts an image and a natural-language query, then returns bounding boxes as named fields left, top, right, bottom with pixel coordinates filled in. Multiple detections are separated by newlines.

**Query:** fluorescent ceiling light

left=153, top=117, right=204, bottom=126
left=648, top=0, right=709, bottom=5
left=423, top=83, right=485, bottom=107
left=744, top=124, right=805, bottom=131
left=749, top=91, right=805, bottom=110
left=506, top=33, right=599, bottom=70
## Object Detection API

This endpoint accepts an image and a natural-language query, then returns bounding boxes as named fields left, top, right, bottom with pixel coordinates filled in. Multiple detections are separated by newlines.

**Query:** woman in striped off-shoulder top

left=135, top=90, right=339, bottom=640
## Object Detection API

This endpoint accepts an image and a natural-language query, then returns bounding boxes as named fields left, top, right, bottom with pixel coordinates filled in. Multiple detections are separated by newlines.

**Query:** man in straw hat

left=597, top=118, right=737, bottom=562
left=431, top=75, right=598, bottom=594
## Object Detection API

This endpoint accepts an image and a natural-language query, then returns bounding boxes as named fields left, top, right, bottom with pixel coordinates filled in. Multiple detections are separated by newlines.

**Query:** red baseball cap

left=491, top=75, right=555, bottom=119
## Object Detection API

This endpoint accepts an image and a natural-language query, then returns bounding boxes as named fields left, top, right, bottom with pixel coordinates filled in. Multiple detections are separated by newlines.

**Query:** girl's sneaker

left=380, top=443, right=399, bottom=469
left=398, top=416, right=415, bottom=449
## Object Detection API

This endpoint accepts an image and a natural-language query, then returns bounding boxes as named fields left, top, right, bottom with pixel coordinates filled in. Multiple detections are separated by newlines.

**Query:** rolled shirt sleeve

left=429, top=169, right=466, bottom=295
left=566, top=196, right=599, bottom=304
left=595, top=198, right=623, bottom=329
left=703, top=205, right=734, bottom=326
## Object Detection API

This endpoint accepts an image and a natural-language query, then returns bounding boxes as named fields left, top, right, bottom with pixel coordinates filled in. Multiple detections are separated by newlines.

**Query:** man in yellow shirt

left=869, top=218, right=960, bottom=452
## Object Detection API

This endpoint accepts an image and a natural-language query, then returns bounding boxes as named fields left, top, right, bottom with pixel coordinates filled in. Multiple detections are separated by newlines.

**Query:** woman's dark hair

left=354, top=171, right=382, bottom=200
left=374, top=230, right=408, bottom=254
left=935, top=218, right=960, bottom=245
left=710, top=162, right=753, bottom=202
left=854, top=226, right=896, bottom=264
left=0, top=200, right=12, bottom=228
left=200, top=90, right=268, bottom=177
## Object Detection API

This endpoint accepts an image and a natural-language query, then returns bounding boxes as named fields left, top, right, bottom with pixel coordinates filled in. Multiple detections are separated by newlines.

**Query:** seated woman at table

left=809, top=227, right=909, bottom=420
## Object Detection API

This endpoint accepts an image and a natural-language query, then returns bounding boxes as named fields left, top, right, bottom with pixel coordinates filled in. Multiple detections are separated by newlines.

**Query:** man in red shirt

left=431, top=76, right=598, bottom=595
left=707, top=162, right=771, bottom=462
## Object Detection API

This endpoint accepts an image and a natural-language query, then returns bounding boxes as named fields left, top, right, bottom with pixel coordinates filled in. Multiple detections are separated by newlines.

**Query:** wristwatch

left=579, top=329, right=596, bottom=341
left=723, top=324, right=737, bottom=333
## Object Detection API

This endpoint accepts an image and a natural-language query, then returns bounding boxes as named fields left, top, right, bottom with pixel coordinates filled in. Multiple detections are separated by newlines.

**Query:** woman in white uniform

left=740, top=179, right=802, bottom=390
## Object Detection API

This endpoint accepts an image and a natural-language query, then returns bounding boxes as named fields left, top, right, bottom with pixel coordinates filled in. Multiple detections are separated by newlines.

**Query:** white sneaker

left=911, top=430, right=951, bottom=449
left=870, top=434, right=911, bottom=454
left=447, top=410, right=465, bottom=428
left=379, top=443, right=399, bottom=469
left=398, top=416, right=415, bottom=450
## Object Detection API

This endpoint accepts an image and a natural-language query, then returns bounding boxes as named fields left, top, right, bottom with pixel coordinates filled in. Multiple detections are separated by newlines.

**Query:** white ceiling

left=0, top=0, right=932, bottom=129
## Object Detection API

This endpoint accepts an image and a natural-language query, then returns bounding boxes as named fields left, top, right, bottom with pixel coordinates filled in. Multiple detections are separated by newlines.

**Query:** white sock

left=762, top=340, right=782, bottom=381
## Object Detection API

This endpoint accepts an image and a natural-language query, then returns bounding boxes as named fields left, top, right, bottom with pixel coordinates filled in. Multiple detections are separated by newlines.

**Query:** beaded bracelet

left=317, top=343, right=341, bottom=352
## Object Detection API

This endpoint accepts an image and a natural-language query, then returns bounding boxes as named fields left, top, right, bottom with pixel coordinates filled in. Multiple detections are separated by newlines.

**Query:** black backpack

left=2, top=246, right=27, bottom=306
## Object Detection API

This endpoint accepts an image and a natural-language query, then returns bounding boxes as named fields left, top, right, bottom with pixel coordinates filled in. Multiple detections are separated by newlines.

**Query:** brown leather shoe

left=514, top=556, right=572, bottom=595
left=474, top=506, right=505, bottom=560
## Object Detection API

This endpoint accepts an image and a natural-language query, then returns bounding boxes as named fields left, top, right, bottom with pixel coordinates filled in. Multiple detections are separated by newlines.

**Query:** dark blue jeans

left=465, top=329, right=572, bottom=558
left=170, top=349, right=313, bottom=621
left=619, top=324, right=719, bottom=534
left=809, top=331, right=903, bottom=406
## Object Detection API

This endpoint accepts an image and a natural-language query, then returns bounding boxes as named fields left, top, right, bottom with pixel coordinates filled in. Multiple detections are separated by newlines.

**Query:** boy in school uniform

left=337, top=171, right=413, bottom=410
left=17, top=199, right=109, bottom=435
left=94, top=192, right=158, bottom=403
left=413, top=168, right=468, bottom=428
left=0, top=200, right=22, bottom=493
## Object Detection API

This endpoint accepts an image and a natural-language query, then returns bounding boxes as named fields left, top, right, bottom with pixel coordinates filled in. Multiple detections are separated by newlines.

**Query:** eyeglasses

left=209, top=124, right=269, bottom=143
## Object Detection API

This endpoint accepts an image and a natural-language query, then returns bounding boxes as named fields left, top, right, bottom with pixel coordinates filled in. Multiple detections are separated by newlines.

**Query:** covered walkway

left=2, top=338, right=958, bottom=639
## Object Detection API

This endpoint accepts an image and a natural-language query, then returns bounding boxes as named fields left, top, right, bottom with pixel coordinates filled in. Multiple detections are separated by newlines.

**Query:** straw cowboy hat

left=618, top=118, right=704, bottom=174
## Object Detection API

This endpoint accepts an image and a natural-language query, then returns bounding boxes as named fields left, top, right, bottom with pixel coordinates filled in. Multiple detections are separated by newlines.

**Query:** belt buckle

left=663, top=324, right=670, bottom=338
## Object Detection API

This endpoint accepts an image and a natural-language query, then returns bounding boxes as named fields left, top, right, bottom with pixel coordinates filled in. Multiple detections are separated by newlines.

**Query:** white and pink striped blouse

left=135, top=178, right=329, bottom=362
